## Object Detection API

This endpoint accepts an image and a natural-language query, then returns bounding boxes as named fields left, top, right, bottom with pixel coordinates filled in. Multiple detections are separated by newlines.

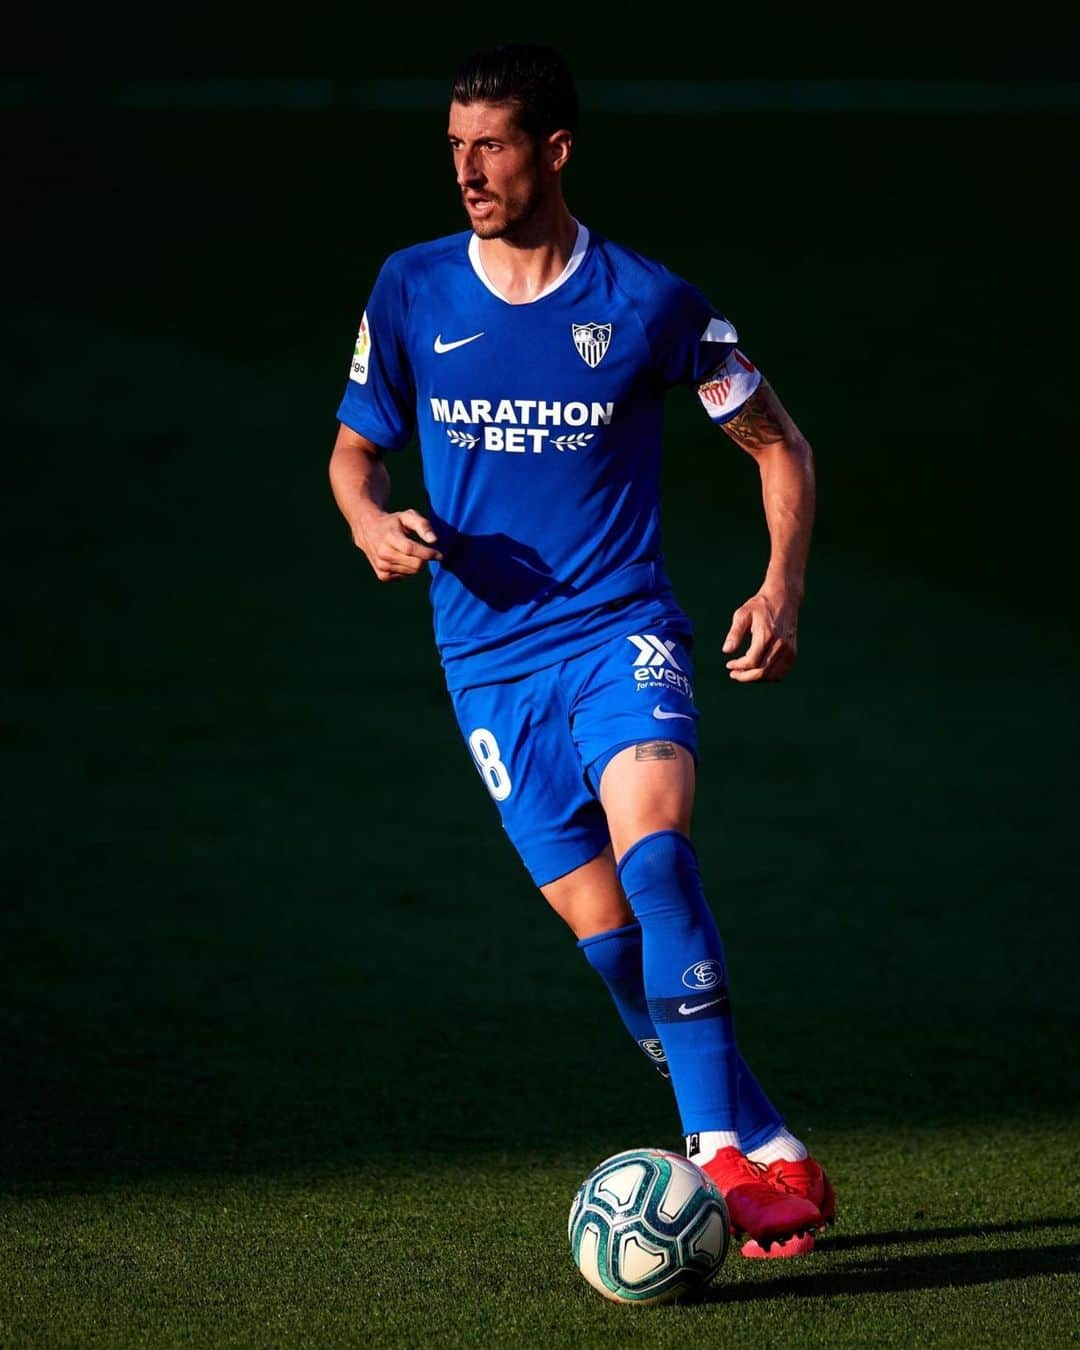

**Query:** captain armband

left=696, top=349, right=763, bottom=425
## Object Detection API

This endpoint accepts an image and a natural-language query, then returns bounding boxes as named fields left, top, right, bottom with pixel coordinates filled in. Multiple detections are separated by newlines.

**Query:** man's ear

left=547, top=129, right=573, bottom=173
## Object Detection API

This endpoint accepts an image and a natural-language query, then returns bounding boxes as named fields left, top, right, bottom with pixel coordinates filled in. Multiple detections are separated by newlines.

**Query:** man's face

left=447, top=101, right=547, bottom=239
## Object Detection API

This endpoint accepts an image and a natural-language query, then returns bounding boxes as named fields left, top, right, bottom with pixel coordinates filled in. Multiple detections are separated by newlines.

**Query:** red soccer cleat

left=739, top=1155, right=836, bottom=1259
left=700, top=1147, right=821, bottom=1256
left=741, top=1230, right=818, bottom=1259
left=761, top=1155, right=836, bottom=1223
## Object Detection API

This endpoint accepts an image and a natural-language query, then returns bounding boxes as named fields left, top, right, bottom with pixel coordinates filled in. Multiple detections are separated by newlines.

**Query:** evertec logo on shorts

left=430, top=397, right=614, bottom=453
left=628, top=634, right=693, bottom=699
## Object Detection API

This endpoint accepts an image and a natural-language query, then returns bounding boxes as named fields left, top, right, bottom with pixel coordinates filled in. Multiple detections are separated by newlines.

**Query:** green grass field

left=3, top=98, right=1079, bottom=1344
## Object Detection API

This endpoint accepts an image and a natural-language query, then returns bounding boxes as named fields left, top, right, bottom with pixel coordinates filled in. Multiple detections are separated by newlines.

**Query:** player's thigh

left=540, top=844, right=633, bottom=939
left=449, top=673, right=609, bottom=891
left=569, top=627, right=699, bottom=862
left=598, top=742, right=695, bottom=862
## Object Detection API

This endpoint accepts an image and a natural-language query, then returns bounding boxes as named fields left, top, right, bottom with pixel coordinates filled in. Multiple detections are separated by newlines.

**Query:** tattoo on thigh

left=635, top=741, right=677, bottom=761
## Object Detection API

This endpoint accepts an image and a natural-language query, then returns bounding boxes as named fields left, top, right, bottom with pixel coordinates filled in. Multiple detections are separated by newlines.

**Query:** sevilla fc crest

left=572, top=321, right=612, bottom=368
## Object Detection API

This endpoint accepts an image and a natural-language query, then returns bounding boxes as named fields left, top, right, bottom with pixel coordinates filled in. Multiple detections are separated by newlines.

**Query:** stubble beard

left=466, top=185, right=543, bottom=242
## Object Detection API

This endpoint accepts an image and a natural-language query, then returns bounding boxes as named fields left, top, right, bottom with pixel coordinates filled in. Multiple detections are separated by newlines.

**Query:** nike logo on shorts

left=653, top=706, right=694, bottom=721
left=434, top=332, right=484, bottom=353
left=678, top=999, right=721, bottom=1015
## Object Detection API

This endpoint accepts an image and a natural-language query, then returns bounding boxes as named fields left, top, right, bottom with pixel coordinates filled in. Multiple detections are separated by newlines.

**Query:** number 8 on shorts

left=468, top=727, right=513, bottom=801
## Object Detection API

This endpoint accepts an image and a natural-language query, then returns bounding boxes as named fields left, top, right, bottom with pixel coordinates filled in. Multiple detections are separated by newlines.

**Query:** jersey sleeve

left=695, top=346, right=763, bottom=426
left=647, top=275, right=763, bottom=424
left=336, top=256, right=416, bottom=451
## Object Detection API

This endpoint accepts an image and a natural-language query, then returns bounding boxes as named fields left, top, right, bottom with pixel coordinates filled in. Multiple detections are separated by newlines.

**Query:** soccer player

left=329, top=44, right=831, bottom=1258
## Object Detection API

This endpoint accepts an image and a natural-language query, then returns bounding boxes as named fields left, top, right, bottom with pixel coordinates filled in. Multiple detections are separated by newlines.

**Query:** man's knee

left=540, top=846, right=633, bottom=939
left=617, top=828, right=702, bottom=921
left=599, top=741, right=695, bottom=862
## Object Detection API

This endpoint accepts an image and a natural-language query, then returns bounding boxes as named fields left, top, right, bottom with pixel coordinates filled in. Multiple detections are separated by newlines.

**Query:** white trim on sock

left=686, top=1130, right=740, bottom=1166
left=746, top=1127, right=808, bottom=1166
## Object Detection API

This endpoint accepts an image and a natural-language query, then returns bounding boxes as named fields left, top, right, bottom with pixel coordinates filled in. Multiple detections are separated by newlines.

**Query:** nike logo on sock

left=653, top=706, right=694, bottom=721
left=434, top=332, right=485, bottom=353
left=678, top=999, right=721, bottom=1015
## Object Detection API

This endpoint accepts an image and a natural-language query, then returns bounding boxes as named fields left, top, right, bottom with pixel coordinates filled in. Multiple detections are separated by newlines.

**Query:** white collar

left=468, top=221, right=590, bottom=305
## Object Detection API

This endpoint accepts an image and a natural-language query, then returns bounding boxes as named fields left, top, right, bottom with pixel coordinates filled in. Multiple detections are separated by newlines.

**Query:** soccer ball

left=568, top=1148, right=730, bottom=1305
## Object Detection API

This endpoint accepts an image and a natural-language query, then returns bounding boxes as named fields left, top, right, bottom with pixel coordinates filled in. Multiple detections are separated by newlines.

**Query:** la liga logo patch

left=350, top=311, right=371, bottom=384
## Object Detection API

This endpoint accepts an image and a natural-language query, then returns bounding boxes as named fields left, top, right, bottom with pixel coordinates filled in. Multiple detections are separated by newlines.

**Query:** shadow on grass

left=705, top=1219, right=1080, bottom=1304
left=822, top=1215, right=1080, bottom=1253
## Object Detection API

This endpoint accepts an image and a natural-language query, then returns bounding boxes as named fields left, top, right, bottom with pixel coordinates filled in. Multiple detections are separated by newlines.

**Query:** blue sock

left=736, top=1057, right=785, bottom=1154
left=577, top=912, right=783, bottom=1144
left=578, top=922, right=671, bottom=1077
left=616, top=830, right=740, bottom=1136
left=579, top=914, right=785, bottom=1145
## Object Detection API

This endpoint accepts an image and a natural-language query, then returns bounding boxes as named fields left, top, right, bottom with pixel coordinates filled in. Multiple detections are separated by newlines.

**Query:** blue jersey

left=337, top=224, right=761, bottom=691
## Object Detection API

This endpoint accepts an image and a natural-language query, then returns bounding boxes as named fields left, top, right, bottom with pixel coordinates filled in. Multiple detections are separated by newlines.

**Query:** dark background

left=10, top=0, right=1080, bottom=78
left=3, top=7, right=1079, bottom=1191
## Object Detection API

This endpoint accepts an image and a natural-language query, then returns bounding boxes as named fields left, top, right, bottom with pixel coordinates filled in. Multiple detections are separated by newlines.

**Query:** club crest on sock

left=682, top=958, right=724, bottom=991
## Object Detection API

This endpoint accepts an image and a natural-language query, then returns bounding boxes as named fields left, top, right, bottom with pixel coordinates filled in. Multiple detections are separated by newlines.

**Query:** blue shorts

left=449, top=626, right=698, bottom=887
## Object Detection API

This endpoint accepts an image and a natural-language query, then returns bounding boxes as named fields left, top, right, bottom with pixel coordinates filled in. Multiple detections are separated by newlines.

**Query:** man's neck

left=476, top=202, right=578, bottom=305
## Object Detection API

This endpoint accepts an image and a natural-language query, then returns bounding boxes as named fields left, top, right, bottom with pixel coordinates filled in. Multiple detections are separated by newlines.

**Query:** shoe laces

left=768, top=1158, right=813, bottom=1195
left=740, top=1155, right=770, bottom=1182
left=716, top=1149, right=769, bottom=1185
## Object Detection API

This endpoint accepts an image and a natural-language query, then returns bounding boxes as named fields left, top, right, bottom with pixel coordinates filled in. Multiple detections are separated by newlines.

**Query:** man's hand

left=329, top=427, right=443, bottom=583
left=355, top=509, right=442, bottom=582
left=723, top=591, right=799, bottom=683
left=715, top=380, right=814, bottom=684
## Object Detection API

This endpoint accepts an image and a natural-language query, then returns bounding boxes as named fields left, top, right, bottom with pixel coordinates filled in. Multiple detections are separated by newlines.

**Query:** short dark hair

left=450, top=43, right=579, bottom=140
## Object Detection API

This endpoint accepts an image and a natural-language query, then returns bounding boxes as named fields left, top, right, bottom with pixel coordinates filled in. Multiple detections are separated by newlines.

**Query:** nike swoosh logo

left=434, top=332, right=484, bottom=354
left=653, top=706, right=694, bottom=721
left=679, top=1000, right=721, bottom=1015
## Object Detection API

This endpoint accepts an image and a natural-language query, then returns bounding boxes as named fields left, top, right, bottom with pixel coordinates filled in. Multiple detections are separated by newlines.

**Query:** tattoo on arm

left=721, top=385, right=786, bottom=452
left=635, top=741, right=678, bottom=761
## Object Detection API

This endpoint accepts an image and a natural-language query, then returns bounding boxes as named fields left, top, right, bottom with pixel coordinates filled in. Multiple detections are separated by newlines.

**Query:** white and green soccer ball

left=568, top=1147, right=730, bottom=1305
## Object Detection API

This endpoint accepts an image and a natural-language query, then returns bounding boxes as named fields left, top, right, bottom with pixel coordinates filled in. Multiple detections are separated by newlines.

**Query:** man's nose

left=456, top=150, right=483, bottom=187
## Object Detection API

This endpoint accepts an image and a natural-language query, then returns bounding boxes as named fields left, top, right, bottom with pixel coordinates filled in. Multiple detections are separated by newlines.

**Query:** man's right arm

left=328, top=424, right=441, bottom=582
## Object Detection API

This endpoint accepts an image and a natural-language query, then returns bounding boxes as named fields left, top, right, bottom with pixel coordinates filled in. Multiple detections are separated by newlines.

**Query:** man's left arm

left=719, top=380, right=815, bottom=683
